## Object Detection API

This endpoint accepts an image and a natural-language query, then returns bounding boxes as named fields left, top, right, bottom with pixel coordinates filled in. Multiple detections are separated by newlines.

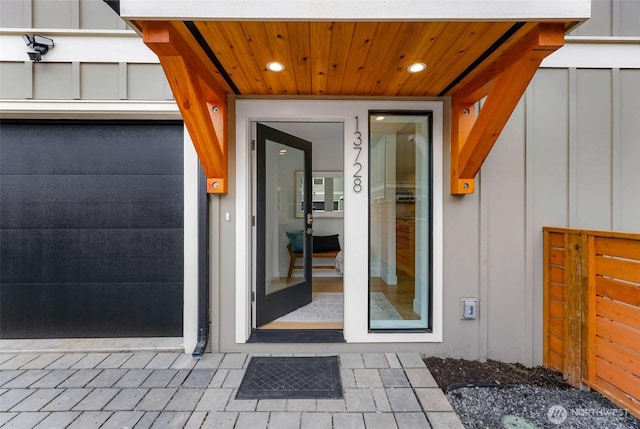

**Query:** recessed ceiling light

left=267, top=61, right=285, bottom=72
left=375, top=116, right=385, bottom=121
left=407, top=62, right=427, bottom=73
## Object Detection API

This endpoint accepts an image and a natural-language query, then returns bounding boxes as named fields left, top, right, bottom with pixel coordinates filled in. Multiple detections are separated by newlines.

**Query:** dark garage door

left=0, top=120, right=184, bottom=338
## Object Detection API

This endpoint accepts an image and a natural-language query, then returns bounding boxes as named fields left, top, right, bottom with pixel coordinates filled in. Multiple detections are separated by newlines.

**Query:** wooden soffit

left=127, top=12, right=585, bottom=194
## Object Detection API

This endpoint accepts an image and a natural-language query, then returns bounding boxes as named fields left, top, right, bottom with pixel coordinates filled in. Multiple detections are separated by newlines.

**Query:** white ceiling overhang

left=118, top=0, right=590, bottom=22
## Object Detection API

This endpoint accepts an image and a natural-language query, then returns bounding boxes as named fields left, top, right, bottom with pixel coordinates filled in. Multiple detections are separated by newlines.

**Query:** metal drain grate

left=236, top=356, right=343, bottom=399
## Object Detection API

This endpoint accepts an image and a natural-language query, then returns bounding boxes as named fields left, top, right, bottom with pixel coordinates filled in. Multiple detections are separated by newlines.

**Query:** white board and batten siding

left=476, top=0, right=640, bottom=364
left=1, top=0, right=639, bottom=365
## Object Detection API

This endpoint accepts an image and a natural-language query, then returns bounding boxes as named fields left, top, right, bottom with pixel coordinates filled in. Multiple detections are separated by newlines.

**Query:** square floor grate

left=236, top=356, right=343, bottom=399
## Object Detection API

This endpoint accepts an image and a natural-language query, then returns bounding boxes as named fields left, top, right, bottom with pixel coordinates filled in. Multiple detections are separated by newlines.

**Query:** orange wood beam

left=143, top=21, right=228, bottom=194
left=450, top=23, right=565, bottom=195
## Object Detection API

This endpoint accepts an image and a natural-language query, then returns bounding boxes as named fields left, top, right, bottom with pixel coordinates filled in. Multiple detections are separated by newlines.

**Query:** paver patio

left=0, top=352, right=463, bottom=428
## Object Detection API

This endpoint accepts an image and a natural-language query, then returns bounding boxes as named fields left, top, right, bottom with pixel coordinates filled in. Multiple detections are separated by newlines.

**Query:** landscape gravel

left=446, top=384, right=640, bottom=429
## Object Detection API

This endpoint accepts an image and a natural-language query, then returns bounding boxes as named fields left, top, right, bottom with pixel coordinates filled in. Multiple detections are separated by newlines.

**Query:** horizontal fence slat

left=595, top=237, right=640, bottom=261
left=548, top=350, right=563, bottom=371
left=550, top=266, right=564, bottom=284
left=550, top=283, right=564, bottom=302
left=549, top=232, right=565, bottom=248
left=596, top=317, right=640, bottom=355
left=597, top=276, right=640, bottom=307
left=596, top=336, right=640, bottom=378
left=549, top=316, right=563, bottom=337
left=595, top=356, right=640, bottom=401
left=549, top=333, right=564, bottom=355
left=550, top=248, right=565, bottom=266
left=596, top=255, right=640, bottom=285
left=593, top=377, right=640, bottom=420
left=597, top=297, right=640, bottom=332
left=550, top=300, right=564, bottom=319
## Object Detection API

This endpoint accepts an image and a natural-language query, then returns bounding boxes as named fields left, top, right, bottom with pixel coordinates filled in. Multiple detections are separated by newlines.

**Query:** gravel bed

left=446, top=384, right=640, bottom=429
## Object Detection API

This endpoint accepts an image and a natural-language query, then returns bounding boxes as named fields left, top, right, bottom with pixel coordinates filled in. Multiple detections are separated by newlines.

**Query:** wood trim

left=450, top=23, right=564, bottom=194
left=586, top=235, right=597, bottom=384
left=142, top=22, right=228, bottom=193
left=565, top=232, right=582, bottom=387
left=543, top=230, right=551, bottom=368
left=580, top=232, right=590, bottom=386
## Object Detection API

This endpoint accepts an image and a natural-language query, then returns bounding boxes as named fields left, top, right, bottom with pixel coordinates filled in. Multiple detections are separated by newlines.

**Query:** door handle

left=306, top=228, right=313, bottom=235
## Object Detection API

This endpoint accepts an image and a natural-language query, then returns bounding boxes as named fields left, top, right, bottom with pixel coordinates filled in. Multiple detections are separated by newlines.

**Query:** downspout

left=192, top=167, right=209, bottom=358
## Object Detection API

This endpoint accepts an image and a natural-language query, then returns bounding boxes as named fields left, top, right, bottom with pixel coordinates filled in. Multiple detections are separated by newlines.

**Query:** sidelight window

left=368, top=112, right=432, bottom=331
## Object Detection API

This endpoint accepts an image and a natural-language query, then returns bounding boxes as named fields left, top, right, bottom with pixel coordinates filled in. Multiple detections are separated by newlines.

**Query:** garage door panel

left=0, top=123, right=183, bottom=175
left=0, top=282, right=183, bottom=338
left=0, top=120, right=184, bottom=338
left=1, top=175, right=182, bottom=229
left=2, top=229, right=182, bottom=284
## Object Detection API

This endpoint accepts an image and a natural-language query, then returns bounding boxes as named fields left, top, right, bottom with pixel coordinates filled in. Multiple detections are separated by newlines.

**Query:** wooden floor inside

left=258, top=274, right=419, bottom=329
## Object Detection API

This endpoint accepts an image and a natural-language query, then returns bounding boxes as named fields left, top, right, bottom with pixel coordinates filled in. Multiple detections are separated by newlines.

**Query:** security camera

left=23, top=34, right=54, bottom=62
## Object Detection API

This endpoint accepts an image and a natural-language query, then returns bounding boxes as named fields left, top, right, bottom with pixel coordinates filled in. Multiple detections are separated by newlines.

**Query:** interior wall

left=263, top=122, right=346, bottom=277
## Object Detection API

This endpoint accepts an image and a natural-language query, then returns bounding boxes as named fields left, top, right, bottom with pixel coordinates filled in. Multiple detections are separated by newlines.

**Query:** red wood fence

left=543, top=228, right=640, bottom=419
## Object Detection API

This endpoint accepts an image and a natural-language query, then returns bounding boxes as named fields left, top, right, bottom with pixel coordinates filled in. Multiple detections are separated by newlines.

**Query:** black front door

left=255, top=123, right=313, bottom=327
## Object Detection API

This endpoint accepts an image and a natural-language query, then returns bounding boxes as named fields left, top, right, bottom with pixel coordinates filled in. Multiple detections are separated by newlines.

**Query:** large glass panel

left=265, top=139, right=307, bottom=294
left=369, top=112, right=431, bottom=330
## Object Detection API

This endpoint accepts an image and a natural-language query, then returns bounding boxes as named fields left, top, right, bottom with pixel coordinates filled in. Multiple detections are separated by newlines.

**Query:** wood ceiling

left=138, top=18, right=576, bottom=194
left=152, top=20, right=572, bottom=97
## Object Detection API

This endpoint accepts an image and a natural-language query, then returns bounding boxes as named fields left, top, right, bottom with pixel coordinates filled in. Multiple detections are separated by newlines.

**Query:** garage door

left=0, top=120, right=184, bottom=338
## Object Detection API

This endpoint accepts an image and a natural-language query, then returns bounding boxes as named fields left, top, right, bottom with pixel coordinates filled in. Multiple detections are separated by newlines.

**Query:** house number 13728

left=353, top=116, right=362, bottom=193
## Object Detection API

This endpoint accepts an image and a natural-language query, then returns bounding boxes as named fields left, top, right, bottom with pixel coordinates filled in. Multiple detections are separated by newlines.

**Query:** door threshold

left=258, top=321, right=343, bottom=330
left=247, top=329, right=345, bottom=343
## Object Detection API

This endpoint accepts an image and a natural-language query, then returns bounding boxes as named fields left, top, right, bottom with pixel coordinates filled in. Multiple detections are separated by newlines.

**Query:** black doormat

left=236, top=356, right=343, bottom=399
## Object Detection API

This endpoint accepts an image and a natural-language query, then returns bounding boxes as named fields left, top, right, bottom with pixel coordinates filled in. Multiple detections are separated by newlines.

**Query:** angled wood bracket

left=143, top=21, right=229, bottom=194
left=450, top=23, right=565, bottom=195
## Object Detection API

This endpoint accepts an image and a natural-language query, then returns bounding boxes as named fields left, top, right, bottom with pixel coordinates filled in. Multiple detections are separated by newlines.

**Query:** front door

left=255, top=123, right=313, bottom=326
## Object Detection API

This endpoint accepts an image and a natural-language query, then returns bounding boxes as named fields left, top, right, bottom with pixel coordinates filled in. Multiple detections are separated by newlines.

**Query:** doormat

left=236, top=356, right=343, bottom=399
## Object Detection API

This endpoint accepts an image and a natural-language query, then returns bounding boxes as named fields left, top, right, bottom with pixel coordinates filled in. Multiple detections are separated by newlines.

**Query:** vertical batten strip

left=72, top=61, right=80, bottom=99
left=24, top=0, right=33, bottom=27
left=118, top=62, right=127, bottom=100
left=24, top=61, right=33, bottom=99
left=70, top=0, right=80, bottom=29
left=611, top=0, right=621, bottom=37
left=611, top=68, right=621, bottom=230
left=567, top=68, right=577, bottom=228
left=524, top=84, right=535, bottom=365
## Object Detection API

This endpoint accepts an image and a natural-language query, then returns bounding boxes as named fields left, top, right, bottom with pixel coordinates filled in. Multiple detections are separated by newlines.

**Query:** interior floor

left=259, top=278, right=344, bottom=330
left=371, top=271, right=420, bottom=320
left=258, top=273, right=419, bottom=329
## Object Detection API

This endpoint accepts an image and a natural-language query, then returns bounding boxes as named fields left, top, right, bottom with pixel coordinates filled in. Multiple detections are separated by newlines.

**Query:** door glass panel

left=369, top=112, right=431, bottom=330
left=265, top=138, right=306, bottom=295
left=295, top=173, right=344, bottom=217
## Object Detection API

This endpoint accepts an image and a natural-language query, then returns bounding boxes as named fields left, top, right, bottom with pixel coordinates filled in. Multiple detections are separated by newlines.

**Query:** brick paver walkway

left=0, top=352, right=463, bottom=428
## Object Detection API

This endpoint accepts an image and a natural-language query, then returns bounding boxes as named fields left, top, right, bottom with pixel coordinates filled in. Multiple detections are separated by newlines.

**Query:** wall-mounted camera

left=23, top=34, right=54, bottom=62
